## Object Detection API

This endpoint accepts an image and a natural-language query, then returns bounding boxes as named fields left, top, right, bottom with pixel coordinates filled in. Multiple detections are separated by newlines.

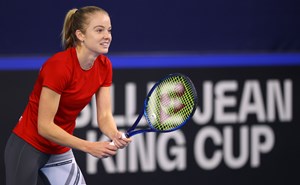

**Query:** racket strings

left=146, top=75, right=197, bottom=131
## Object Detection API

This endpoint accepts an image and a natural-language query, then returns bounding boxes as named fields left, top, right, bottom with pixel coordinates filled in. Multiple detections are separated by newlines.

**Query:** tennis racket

left=111, top=73, right=198, bottom=145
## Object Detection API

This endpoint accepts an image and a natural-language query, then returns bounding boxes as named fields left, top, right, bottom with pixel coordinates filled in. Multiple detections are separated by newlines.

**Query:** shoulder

left=39, top=48, right=75, bottom=79
left=46, top=48, right=74, bottom=66
left=41, top=48, right=75, bottom=72
left=95, top=54, right=112, bottom=70
left=93, top=55, right=113, bottom=86
left=38, top=48, right=76, bottom=92
left=97, top=54, right=111, bottom=65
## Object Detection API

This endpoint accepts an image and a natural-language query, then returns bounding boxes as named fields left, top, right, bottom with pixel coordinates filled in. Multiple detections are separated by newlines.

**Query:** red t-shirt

left=13, top=47, right=112, bottom=154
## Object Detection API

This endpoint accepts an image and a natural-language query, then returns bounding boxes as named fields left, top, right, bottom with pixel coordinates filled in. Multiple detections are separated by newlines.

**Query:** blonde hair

left=61, top=6, right=109, bottom=49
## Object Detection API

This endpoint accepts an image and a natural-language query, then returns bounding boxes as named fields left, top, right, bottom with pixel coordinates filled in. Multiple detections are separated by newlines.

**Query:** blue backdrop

left=0, top=0, right=299, bottom=55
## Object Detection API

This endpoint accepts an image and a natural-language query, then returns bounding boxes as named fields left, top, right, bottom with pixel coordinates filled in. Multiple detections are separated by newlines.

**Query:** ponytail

left=61, top=8, right=78, bottom=49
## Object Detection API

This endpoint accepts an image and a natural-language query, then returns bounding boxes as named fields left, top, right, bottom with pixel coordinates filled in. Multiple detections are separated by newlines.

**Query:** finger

left=116, top=139, right=128, bottom=147
left=109, top=140, right=123, bottom=149
left=117, top=141, right=131, bottom=149
left=107, top=144, right=118, bottom=151
left=121, top=137, right=132, bottom=143
left=115, top=132, right=123, bottom=139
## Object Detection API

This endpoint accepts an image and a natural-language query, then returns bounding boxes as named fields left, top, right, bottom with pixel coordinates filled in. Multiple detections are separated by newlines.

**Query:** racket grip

left=109, top=133, right=127, bottom=146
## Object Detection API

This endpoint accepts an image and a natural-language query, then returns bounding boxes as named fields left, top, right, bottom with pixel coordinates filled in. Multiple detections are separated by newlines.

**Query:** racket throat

left=127, top=128, right=153, bottom=137
left=126, top=109, right=145, bottom=137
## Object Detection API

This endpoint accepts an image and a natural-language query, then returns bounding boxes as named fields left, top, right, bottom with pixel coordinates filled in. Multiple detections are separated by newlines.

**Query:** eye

left=96, top=28, right=104, bottom=33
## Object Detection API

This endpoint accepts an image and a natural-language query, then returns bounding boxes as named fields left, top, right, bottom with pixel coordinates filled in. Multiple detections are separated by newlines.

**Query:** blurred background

left=1, top=0, right=300, bottom=184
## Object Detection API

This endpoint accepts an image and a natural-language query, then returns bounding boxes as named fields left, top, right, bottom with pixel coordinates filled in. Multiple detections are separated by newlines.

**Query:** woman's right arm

left=37, top=86, right=117, bottom=158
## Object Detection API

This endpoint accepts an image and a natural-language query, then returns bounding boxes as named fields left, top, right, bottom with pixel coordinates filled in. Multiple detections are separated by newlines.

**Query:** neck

left=75, top=46, right=97, bottom=70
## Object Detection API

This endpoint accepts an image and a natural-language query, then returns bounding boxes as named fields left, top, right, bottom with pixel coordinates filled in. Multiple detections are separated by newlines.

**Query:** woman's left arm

left=96, top=86, right=131, bottom=148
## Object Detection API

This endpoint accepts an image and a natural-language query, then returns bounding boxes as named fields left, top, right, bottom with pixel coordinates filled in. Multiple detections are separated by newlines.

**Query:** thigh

left=40, top=150, right=86, bottom=185
left=4, top=133, right=49, bottom=185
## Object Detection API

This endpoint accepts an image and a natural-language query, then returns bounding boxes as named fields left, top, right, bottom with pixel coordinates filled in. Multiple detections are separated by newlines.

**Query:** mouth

left=100, top=42, right=110, bottom=48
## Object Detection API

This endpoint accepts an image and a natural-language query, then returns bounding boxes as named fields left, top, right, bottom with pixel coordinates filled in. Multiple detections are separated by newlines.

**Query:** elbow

left=37, top=122, right=50, bottom=138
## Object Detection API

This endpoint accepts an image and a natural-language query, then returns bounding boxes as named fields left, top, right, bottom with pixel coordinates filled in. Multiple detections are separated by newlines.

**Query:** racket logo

left=159, top=82, right=186, bottom=123
left=146, top=74, right=197, bottom=132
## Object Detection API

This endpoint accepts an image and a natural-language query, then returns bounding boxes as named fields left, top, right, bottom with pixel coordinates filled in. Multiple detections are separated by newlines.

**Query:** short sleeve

left=39, top=57, right=72, bottom=94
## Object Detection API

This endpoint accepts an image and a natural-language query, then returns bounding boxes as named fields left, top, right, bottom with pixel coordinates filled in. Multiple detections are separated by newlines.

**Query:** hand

left=111, top=132, right=132, bottom=149
left=86, top=141, right=118, bottom=158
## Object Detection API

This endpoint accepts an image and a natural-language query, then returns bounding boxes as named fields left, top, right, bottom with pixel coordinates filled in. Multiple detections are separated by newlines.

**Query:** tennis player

left=4, top=6, right=131, bottom=185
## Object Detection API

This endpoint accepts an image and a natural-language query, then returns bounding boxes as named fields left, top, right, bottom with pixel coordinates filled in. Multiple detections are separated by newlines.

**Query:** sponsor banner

left=74, top=67, right=299, bottom=185
left=1, top=66, right=299, bottom=185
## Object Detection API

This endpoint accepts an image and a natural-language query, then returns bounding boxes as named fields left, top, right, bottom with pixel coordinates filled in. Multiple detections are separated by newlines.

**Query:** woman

left=4, top=6, right=131, bottom=185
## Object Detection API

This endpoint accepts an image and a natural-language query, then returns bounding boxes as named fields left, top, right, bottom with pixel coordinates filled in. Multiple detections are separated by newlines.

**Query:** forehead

left=86, top=12, right=111, bottom=27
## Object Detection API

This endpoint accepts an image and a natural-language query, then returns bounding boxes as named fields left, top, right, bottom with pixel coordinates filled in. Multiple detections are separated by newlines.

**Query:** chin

left=99, top=48, right=109, bottom=54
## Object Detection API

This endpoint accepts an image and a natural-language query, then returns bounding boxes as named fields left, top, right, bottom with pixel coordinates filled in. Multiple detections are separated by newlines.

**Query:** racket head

left=144, top=73, right=198, bottom=133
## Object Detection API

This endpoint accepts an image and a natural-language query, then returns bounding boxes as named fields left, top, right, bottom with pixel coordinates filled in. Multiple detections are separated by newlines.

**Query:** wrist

left=110, top=130, right=120, bottom=140
left=78, top=140, right=91, bottom=153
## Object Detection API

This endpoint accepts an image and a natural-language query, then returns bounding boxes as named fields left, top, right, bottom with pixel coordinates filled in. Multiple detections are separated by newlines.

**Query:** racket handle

left=109, top=133, right=127, bottom=146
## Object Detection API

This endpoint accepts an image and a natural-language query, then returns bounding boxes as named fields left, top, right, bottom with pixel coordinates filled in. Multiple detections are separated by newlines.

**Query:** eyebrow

left=93, top=25, right=112, bottom=29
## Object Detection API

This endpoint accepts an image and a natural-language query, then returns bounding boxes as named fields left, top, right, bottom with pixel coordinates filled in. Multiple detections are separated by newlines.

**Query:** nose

left=104, top=30, right=112, bottom=40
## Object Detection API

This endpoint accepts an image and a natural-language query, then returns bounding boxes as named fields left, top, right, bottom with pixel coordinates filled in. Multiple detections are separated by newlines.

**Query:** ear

left=75, top=29, right=85, bottom=42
